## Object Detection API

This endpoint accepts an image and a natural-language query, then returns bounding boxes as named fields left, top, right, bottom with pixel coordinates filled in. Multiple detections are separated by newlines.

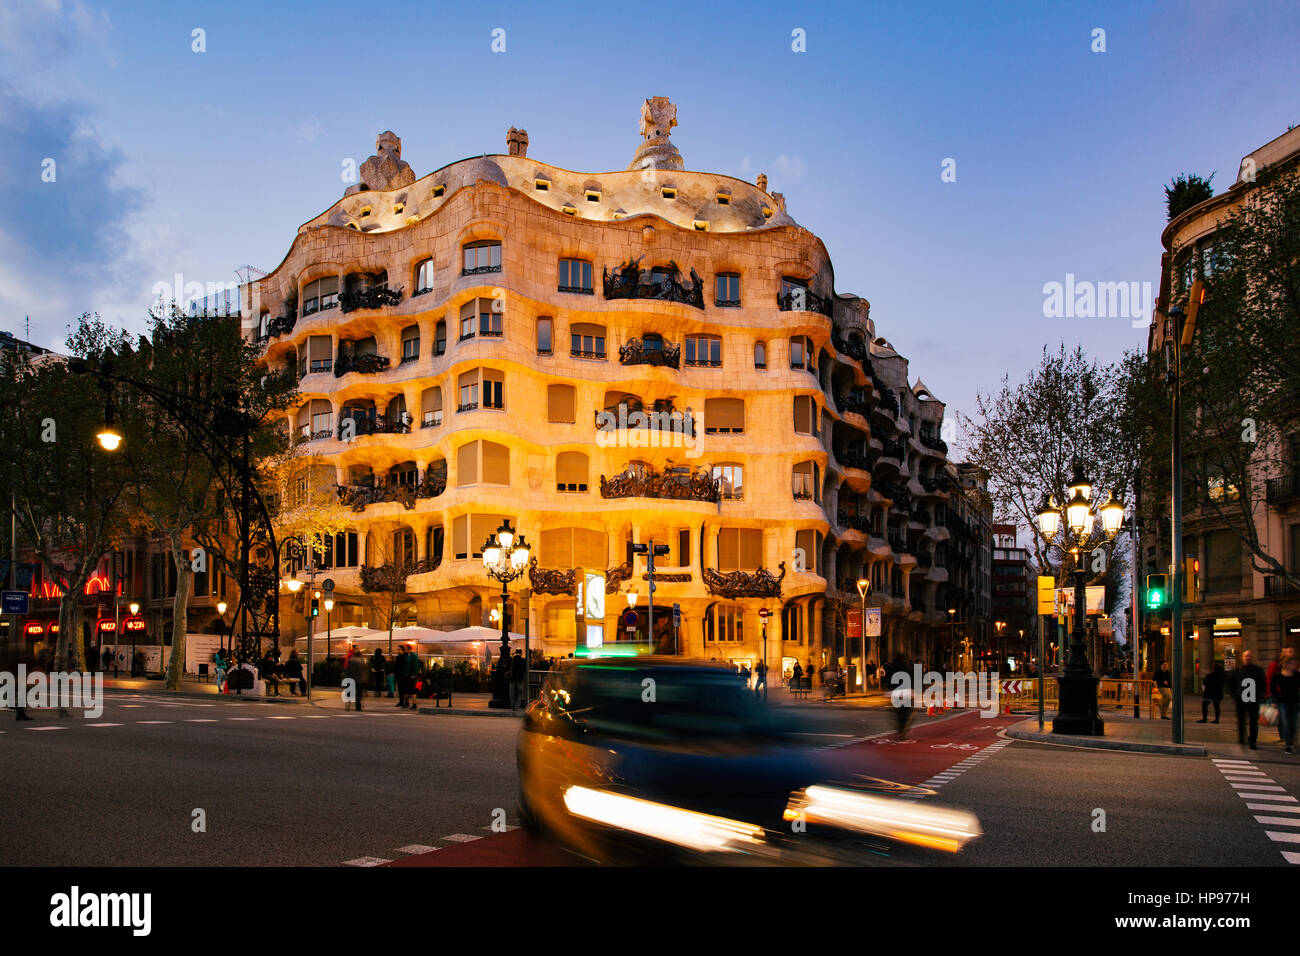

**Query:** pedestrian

left=1230, top=650, right=1267, bottom=750
left=1, top=637, right=32, bottom=721
left=284, top=649, right=306, bottom=696
left=261, top=650, right=281, bottom=696
left=890, top=656, right=914, bottom=739
left=401, top=645, right=420, bottom=710
left=754, top=659, right=767, bottom=700
left=509, top=648, right=527, bottom=711
left=345, top=649, right=367, bottom=711
left=1155, top=661, right=1173, bottom=719
left=1198, top=662, right=1225, bottom=723
left=1269, top=647, right=1296, bottom=742
left=1273, top=654, right=1300, bottom=754
left=371, top=648, right=386, bottom=698
left=791, top=660, right=804, bottom=688
left=101, top=645, right=114, bottom=675
left=213, top=648, right=228, bottom=692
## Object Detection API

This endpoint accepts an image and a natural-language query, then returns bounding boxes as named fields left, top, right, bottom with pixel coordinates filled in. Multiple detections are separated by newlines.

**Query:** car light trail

left=785, top=785, right=982, bottom=852
left=562, top=786, right=766, bottom=852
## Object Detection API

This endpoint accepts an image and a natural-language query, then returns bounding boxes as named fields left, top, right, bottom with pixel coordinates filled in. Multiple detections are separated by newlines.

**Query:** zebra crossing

left=1212, top=757, right=1300, bottom=865
left=342, top=826, right=519, bottom=866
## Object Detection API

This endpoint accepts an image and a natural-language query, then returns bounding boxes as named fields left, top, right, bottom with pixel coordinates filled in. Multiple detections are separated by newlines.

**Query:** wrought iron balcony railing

left=919, top=432, right=949, bottom=455
left=1265, top=575, right=1300, bottom=597
left=777, top=289, right=834, bottom=318
left=702, top=562, right=787, bottom=599
left=334, top=352, right=391, bottom=377
left=880, top=437, right=905, bottom=461
left=1266, top=473, right=1300, bottom=504
left=339, top=285, right=403, bottom=313
left=267, top=314, right=296, bottom=338
left=599, top=466, right=720, bottom=502
left=838, top=391, right=870, bottom=417
left=335, top=473, right=446, bottom=512
left=619, top=338, right=681, bottom=368
left=834, top=445, right=870, bottom=471
left=602, top=259, right=705, bottom=310
left=360, top=556, right=441, bottom=592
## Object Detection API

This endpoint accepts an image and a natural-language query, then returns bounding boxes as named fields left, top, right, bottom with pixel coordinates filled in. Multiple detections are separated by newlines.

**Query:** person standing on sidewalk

left=371, top=648, right=386, bottom=699
left=509, top=648, right=527, bottom=711
left=1273, top=655, right=1300, bottom=754
left=1155, top=662, right=1173, bottom=719
left=401, top=645, right=420, bottom=710
left=1231, top=650, right=1267, bottom=750
left=754, top=659, right=767, bottom=701
left=1198, top=662, right=1225, bottom=723
left=345, top=650, right=367, bottom=711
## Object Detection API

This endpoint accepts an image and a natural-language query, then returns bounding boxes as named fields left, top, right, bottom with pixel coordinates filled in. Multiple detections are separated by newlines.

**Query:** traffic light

left=1184, top=557, right=1200, bottom=604
left=1145, top=574, right=1167, bottom=610
left=311, top=590, right=320, bottom=618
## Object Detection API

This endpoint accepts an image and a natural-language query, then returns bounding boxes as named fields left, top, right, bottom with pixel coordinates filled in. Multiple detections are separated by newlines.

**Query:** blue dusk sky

left=1, top=0, right=1297, bottom=443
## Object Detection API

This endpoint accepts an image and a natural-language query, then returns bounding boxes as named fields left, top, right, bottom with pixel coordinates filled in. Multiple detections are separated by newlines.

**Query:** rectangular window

left=677, top=529, right=690, bottom=568
left=463, top=241, right=502, bottom=275
left=479, top=301, right=503, bottom=336
left=712, top=464, right=744, bottom=500
left=537, top=317, right=553, bottom=355
left=421, top=387, right=443, bottom=428
left=794, top=395, right=816, bottom=435
left=415, top=259, right=434, bottom=295
left=401, top=326, right=420, bottom=363
left=715, top=273, right=740, bottom=307
left=458, top=370, right=479, bottom=412
left=481, top=443, right=509, bottom=484
left=434, top=322, right=447, bottom=356
left=457, top=442, right=478, bottom=486
left=685, top=335, right=722, bottom=368
left=718, top=528, right=764, bottom=571
left=482, top=369, right=504, bottom=410
left=795, top=529, right=818, bottom=574
left=558, top=259, right=594, bottom=294
left=704, top=398, right=745, bottom=434
left=459, top=301, right=476, bottom=341
left=571, top=324, right=606, bottom=359
left=547, top=384, right=575, bottom=423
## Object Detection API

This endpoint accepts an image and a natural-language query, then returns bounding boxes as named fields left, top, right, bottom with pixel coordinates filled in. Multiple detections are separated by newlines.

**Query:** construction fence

left=998, top=677, right=1157, bottom=718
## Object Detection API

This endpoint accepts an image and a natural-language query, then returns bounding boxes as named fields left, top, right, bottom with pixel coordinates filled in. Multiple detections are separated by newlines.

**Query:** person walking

left=100, top=645, right=114, bottom=675
left=1198, top=662, right=1225, bottom=723
left=345, top=649, right=367, bottom=711
left=1155, top=661, right=1173, bottom=719
left=1230, top=650, right=1267, bottom=750
left=890, top=656, right=914, bottom=739
left=213, top=647, right=228, bottom=692
left=791, top=660, right=804, bottom=692
left=400, top=645, right=420, bottom=710
left=754, top=658, right=768, bottom=701
left=509, top=648, right=527, bottom=711
left=1, top=637, right=32, bottom=721
left=1273, top=654, right=1300, bottom=754
left=1269, top=647, right=1296, bottom=742
left=370, top=648, right=386, bottom=698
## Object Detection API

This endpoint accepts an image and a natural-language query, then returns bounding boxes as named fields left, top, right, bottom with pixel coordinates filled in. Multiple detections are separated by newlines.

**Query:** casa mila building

left=247, top=97, right=962, bottom=679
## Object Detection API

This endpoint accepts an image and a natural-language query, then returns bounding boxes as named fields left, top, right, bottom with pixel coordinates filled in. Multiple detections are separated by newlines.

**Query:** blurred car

left=516, top=656, right=981, bottom=865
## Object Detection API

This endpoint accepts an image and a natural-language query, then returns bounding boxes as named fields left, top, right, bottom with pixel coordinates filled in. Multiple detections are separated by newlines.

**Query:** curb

left=104, top=684, right=301, bottom=705
left=1004, top=725, right=1206, bottom=756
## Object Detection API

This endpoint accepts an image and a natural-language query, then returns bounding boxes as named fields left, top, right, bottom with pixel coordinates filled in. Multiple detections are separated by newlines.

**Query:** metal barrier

left=998, top=676, right=1156, bottom=718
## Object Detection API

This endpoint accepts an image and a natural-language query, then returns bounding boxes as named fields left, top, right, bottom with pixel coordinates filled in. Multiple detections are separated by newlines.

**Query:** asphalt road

left=3, top=690, right=1297, bottom=867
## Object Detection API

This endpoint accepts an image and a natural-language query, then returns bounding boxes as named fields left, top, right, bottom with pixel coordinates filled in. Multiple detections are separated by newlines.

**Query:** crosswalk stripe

left=1247, top=804, right=1300, bottom=813
left=1283, top=851, right=1300, bottom=865
left=1266, top=831, right=1300, bottom=844
left=1254, top=816, right=1300, bottom=827
left=342, top=857, right=391, bottom=867
left=1237, top=793, right=1297, bottom=802
left=440, top=834, right=482, bottom=843
left=395, top=845, right=440, bottom=854
left=1213, top=759, right=1254, bottom=765
left=1230, top=783, right=1285, bottom=791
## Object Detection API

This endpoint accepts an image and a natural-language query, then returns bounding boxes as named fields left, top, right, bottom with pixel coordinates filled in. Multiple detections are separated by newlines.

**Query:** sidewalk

left=102, top=676, right=517, bottom=716
left=1005, top=695, right=1298, bottom=763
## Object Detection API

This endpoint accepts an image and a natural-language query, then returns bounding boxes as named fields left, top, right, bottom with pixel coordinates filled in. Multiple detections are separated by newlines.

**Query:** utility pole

left=1167, top=305, right=1188, bottom=744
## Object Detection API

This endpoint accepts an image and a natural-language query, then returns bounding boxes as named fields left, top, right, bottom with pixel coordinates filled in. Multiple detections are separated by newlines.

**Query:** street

left=3, top=690, right=1296, bottom=867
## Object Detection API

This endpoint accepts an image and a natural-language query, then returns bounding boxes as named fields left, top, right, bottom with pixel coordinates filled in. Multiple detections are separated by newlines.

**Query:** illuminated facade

left=249, top=99, right=963, bottom=674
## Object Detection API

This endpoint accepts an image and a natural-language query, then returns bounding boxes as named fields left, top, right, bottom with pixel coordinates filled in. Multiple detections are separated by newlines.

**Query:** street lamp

left=856, top=578, right=869, bottom=691
left=1036, top=461, right=1105, bottom=736
left=323, top=597, right=333, bottom=663
left=96, top=393, right=122, bottom=451
left=216, top=600, right=227, bottom=656
left=481, top=520, right=530, bottom=709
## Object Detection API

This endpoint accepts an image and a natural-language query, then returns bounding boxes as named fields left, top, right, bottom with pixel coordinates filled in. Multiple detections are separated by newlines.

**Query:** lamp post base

left=1052, top=672, right=1105, bottom=736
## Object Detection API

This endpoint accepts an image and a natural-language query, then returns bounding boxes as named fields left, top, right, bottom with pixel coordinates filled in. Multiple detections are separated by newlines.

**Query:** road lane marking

left=1229, top=782, right=1285, bottom=791
left=1237, top=793, right=1297, bottom=802
left=226, top=717, right=258, bottom=721
left=395, top=845, right=440, bottom=854
left=1248, top=803, right=1300, bottom=813
left=136, top=720, right=173, bottom=724
left=440, top=834, right=482, bottom=843
left=26, top=726, right=66, bottom=731
left=1265, top=830, right=1300, bottom=844
left=343, top=857, right=391, bottom=867
left=1255, top=816, right=1300, bottom=826
left=186, top=719, right=218, bottom=723
left=87, top=723, right=122, bottom=728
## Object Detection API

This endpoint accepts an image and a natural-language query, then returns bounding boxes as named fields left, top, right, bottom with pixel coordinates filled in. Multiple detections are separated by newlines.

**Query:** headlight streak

left=562, top=785, right=766, bottom=852
left=784, top=785, right=982, bottom=853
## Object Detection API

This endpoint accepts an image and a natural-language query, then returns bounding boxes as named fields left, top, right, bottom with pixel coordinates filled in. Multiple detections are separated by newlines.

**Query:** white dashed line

left=395, top=845, right=440, bottom=854
left=186, top=719, right=218, bottom=723
left=136, top=720, right=173, bottom=724
left=26, top=726, right=66, bottom=731
left=342, top=857, right=391, bottom=867
left=440, top=834, right=482, bottom=843
left=87, top=723, right=122, bottom=728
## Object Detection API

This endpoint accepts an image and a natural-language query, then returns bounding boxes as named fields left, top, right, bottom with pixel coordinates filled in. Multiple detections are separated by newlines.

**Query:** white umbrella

left=387, top=625, right=450, bottom=644
left=437, top=625, right=526, bottom=644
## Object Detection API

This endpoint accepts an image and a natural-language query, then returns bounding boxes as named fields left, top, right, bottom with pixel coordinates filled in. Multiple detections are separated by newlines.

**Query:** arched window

left=793, top=461, right=819, bottom=500
left=556, top=451, right=589, bottom=493
left=414, top=258, right=434, bottom=296
left=456, top=440, right=510, bottom=486
left=462, top=240, right=502, bottom=275
left=401, top=324, right=420, bottom=364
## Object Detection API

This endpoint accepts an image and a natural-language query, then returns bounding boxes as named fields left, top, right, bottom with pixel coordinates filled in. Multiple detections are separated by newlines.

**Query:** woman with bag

left=1273, top=654, right=1299, bottom=754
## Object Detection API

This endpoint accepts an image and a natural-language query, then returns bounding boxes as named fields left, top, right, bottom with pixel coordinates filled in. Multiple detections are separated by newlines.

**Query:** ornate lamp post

left=1035, top=462, right=1109, bottom=735
left=481, top=520, right=530, bottom=709
left=276, top=535, right=317, bottom=697
left=216, top=600, right=227, bottom=656
left=856, top=577, right=869, bottom=691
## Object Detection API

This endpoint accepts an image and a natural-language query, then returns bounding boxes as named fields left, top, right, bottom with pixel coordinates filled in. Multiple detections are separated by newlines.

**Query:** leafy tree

left=0, top=317, right=140, bottom=672
left=959, top=344, right=1139, bottom=618
left=1165, top=172, right=1215, bottom=221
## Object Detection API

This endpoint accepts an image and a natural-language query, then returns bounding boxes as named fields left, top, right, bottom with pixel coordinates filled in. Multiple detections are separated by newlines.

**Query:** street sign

left=322, top=578, right=335, bottom=592
left=2, top=590, right=28, bottom=615
left=758, top=608, right=770, bottom=618
left=1001, top=679, right=1026, bottom=694
left=621, top=608, right=638, bottom=633
left=672, top=603, right=681, bottom=628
